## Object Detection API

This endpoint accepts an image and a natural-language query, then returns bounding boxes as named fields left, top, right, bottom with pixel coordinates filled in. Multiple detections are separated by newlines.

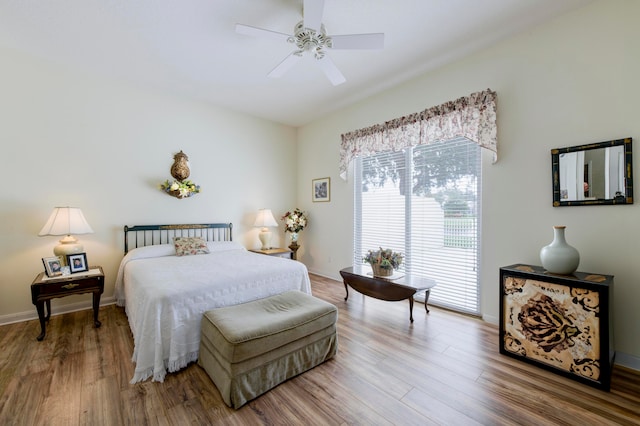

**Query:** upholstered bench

left=198, top=290, right=338, bottom=409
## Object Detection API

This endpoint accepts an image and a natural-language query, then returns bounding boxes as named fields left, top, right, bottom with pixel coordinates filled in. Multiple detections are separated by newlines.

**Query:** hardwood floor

left=1, top=274, right=639, bottom=425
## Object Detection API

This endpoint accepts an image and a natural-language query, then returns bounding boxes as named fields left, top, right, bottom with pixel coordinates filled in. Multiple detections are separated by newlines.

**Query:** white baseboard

left=614, top=352, right=640, bottom=371
left=0, top=296, right=116, bottom=326
left=482, top=314, right=499, bottom=325
left=307, top=268, right=342, bottom=282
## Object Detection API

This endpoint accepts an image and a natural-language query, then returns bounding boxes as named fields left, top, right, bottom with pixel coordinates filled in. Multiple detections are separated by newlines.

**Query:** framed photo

left=42, top=256, right=63, bottom=277
left=67, top=253, right=88, bottom=274
left=312, top=177, right=331, bottom=202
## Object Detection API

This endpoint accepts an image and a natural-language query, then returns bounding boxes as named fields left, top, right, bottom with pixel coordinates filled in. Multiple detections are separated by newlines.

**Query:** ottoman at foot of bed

left=198, top=290, right=338, bottom=409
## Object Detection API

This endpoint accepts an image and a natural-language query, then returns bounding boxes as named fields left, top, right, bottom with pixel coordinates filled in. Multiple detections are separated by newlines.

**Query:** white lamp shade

left=39, top=207, right=94, bottom=236
left=253, top=209, right=278, bottom=228
left=39, top=207, right=94, bottom=263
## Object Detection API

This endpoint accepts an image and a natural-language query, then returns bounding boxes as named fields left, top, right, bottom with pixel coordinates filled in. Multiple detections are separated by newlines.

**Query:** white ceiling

left=0, top=0, right=593, bottom=127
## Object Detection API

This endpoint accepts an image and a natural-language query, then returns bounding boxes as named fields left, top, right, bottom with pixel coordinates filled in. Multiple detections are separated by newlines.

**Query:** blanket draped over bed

left=114, top=242, right=312, bottom=383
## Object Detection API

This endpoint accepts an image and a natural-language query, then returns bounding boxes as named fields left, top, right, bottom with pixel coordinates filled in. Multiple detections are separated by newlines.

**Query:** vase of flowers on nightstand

left=282, top=208, right=308, bottom=240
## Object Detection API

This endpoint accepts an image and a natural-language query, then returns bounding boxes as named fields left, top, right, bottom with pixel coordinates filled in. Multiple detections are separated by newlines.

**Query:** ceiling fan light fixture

left=235, top=0, right=384, bottom=86
left=291, top=21, right=331, bottom=59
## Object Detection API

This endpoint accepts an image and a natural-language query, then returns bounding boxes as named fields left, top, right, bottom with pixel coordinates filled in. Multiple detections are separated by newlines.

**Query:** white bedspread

left=114, top=242, right=311, bottom=383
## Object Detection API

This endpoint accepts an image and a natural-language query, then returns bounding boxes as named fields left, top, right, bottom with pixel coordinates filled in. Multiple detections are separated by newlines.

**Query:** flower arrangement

left=160, top=179, right=201, bottom=199
left=363, top=247, right=403, bottom=271
left=281, top=208, right=308, bottom=233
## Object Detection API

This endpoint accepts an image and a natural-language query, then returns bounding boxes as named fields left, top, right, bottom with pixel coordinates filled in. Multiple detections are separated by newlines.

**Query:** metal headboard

left=124, top=223, right=233, bottom=254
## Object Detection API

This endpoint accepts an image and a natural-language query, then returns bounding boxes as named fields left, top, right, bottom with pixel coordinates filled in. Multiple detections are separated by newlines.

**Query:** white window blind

left=354, top=137, right=481, bottom=315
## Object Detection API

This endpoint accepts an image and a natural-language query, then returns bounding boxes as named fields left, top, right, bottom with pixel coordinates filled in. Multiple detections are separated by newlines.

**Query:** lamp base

left=258, top=230, right=272, bottom=250
left=53, top=236, right=84, bottom=265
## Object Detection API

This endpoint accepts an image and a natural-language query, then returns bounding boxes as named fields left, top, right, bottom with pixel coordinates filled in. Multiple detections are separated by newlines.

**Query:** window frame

left=353, top=137, right=482, bottom=315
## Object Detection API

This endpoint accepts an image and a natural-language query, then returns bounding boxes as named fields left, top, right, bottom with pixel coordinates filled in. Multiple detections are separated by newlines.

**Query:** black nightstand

left=30, top=266, right=104, bottom=341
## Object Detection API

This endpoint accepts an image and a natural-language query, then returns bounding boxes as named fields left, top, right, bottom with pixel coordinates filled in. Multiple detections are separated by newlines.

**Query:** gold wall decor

left=171, top=150, right=190, bottom=181
left=160, top=150, right=201, bottom=199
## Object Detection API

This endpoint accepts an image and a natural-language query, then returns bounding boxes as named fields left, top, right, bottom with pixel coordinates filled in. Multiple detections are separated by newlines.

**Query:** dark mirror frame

left=552, top=137, right=633, bottom=206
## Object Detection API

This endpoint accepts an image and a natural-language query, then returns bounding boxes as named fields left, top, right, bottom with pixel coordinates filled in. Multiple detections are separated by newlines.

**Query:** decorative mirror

left=551, top=137, right=633, bottom=206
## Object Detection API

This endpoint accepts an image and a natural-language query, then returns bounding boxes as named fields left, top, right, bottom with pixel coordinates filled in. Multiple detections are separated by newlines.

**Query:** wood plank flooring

left=1, top=274, right=639, bottom=425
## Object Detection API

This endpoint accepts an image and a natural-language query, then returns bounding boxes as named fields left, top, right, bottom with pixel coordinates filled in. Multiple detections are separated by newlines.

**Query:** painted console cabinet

left=499, top=264, right=614, bottom=390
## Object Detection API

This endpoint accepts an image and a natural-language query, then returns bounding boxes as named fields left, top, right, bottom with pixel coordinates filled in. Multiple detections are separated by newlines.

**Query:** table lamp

left=39, top=207, right=94, bottom=263
left=253, top=209, right=278, bottom=250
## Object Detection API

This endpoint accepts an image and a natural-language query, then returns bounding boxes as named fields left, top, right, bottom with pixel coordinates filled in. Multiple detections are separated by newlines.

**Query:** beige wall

left=297, top=0, right=640, bottom=368
left=0, top=47, right=297, bottom=322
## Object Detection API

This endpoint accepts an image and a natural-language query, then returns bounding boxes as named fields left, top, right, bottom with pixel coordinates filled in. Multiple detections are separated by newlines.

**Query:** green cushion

left=202, top=290, right=337, bottom=363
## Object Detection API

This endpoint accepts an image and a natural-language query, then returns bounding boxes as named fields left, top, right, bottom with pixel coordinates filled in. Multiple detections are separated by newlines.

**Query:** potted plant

left=363, top=247, right=403, bottom=277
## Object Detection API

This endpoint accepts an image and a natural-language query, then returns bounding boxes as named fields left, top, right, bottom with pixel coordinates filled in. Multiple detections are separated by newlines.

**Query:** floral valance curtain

left=339, top=89, right=497, bottom=180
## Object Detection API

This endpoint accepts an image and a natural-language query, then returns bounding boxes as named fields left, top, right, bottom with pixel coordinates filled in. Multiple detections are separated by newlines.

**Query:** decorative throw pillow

left=174, top=237, right=210, bottom=256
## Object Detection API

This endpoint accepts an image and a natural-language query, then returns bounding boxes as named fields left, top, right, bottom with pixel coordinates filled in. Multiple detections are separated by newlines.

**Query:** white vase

left=540, top=226, right=580, bottom=275
left=290, top=232, right=299, bottom=242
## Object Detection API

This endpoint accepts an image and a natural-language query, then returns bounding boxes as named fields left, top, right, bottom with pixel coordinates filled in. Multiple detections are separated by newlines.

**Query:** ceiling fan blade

left=303, top=0, right=325, bottom=31
left=330, top=33, right=385, bottom=50
left=318, top=55, right=346, bottom=86
left=268, top=53, right=302, bottom=78
left=235, top=24, right=291, bottom=42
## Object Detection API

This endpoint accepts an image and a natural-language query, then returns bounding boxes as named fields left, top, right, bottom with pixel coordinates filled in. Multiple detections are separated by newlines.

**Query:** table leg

left=344, top=282, right=350, bottom=301
left=92, top=292, right=102, bottom=328
left=409, top=297, right=414, bottom=323
left=424, top=289, right=431, bottom=314
left=44, top=300, right=51, bottom=321
left=36, top=302, right=46, bottom=341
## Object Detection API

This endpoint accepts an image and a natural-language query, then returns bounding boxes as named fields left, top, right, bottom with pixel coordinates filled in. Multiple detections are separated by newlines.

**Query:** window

left=354, top=137, right=481, bottom=315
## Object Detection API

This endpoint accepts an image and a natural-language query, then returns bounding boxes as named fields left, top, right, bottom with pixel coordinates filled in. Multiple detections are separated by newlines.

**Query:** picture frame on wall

left=42, top=256, right=63, bottom=277
left=67, top=253, right=88, bottom=274
left=312, top=177, right=331, bottom=202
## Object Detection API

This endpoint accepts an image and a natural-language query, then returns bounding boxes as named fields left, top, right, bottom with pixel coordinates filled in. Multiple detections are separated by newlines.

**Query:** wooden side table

left=339, top=266, right=437, bottom=322
left=30, top=266, right=104, bottom=341
left=248, top=248, right=293, bottom=259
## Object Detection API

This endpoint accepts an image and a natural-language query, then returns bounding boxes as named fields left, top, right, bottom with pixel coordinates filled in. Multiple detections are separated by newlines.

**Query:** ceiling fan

left=235, top=0, right=384, bottom=86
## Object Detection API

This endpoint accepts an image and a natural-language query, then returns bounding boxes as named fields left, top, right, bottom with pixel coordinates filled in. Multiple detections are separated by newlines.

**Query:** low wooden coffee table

left=339, top=266, right=436, bottom=322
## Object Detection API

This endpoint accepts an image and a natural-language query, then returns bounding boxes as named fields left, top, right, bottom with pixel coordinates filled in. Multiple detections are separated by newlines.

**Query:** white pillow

left=125, top=244, right=176, bottom=261
left=124, top=241, right=243, bottom=261
left=207, top=241, right=246, bottom=252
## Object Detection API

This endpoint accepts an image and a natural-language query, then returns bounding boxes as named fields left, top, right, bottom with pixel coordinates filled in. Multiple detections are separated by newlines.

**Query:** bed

left=114, top=223, right=312, bottom=383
